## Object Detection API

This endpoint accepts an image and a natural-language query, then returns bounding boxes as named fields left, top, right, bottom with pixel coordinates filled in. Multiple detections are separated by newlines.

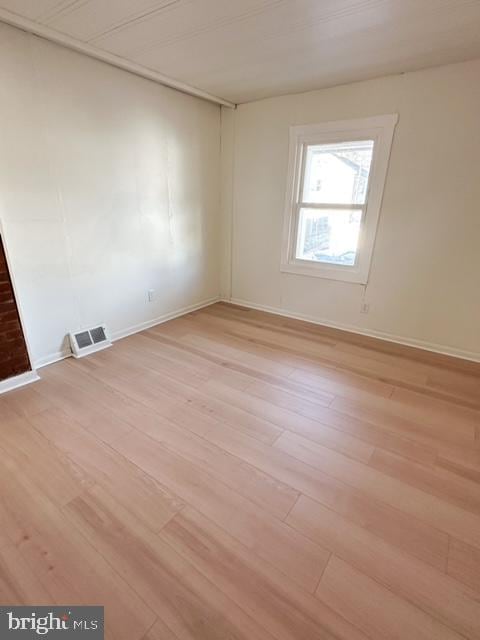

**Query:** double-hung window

left=281, top=115, right=398, bottom=284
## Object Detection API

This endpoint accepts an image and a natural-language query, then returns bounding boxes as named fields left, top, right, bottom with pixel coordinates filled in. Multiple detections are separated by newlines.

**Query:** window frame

left=280, top=114, right=398, bottom=284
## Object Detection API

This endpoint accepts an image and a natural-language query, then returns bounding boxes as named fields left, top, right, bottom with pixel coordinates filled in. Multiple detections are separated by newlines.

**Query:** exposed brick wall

left=0, top=236, right=30, bottom=381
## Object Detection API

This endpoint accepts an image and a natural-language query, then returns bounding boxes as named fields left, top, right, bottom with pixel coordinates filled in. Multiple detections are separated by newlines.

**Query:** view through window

left=282, top=115, right=398, bottom=283
left=296, top=140, right=374, bottom=267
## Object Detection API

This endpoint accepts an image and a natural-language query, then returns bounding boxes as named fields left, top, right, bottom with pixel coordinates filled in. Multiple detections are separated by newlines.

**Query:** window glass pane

left=296, top=208, right=362, bottom=266
left=302, top=140, right=374, bottom=205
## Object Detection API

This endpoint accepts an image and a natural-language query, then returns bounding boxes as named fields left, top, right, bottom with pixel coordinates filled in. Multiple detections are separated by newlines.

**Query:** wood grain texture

left=0, top=302, right=479, bottom=639
left=316, top=556, right=464, bottom=640
left=447, top=539, right=480, bottom=594
left=286, top=495, right=480, bottom=639
left=142, top=619, right=179, bottom=640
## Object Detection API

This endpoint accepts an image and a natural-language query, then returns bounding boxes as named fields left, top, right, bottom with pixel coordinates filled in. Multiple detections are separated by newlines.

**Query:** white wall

left=223, top=59, right=480, bottom=360
left=2, top=23, right=478, bottom=366
left=0, top=23, right=221, bottom=367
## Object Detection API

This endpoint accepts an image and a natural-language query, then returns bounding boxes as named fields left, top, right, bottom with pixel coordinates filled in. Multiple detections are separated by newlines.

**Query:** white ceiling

left=2, top=0, right=480, bottom=104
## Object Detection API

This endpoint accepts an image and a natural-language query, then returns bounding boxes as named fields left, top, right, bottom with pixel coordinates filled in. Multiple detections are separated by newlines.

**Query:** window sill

left=280, top=261, right=368, bottom=284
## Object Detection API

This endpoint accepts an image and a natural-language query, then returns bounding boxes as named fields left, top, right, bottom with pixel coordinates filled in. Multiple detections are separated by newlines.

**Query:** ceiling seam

left=121, top=0, right=285, bottom=58
left=39, top=0, right=89, bottom=24
left=87, top=0, right=182, bottom=44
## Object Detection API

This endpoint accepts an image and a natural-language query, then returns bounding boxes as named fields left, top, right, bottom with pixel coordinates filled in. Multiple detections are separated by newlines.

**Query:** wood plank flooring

left=0, top=301, right=479, bottom=640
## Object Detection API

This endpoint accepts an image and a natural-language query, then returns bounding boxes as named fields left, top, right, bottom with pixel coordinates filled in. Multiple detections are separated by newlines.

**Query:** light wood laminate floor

left=1, top=302, right=479, bottom=640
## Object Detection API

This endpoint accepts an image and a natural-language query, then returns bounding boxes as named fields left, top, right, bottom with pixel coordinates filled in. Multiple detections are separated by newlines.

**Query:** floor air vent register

left=69, top=325, right=112, bottom=358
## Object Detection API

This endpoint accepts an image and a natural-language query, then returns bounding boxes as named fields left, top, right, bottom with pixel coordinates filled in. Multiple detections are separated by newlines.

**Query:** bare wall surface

left=0, top=23, right=222, bottom=367
left=224, top=59, right=480, bottom=360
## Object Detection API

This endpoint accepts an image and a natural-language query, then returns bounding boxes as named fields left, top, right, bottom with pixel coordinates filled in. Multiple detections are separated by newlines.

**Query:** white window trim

left=280, top=114, right=398, bottom=284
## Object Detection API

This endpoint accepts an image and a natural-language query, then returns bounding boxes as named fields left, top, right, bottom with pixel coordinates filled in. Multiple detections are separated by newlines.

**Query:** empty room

left=0, top=1, right=480, bottom=638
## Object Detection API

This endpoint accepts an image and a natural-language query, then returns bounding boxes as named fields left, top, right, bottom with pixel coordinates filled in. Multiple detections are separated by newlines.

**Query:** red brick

left=0, top=236, right=30, bottom=381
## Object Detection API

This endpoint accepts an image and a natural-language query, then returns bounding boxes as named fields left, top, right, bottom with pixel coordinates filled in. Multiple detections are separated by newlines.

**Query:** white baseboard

left=35, top=349, right=71, bottom=369
left=0, top=370, right=40, bottom=395
left=223, top=297, right=480, bottom=364
left=110, top=296, right=220, bottom=342
left=34, top=296, right=221, bottom=370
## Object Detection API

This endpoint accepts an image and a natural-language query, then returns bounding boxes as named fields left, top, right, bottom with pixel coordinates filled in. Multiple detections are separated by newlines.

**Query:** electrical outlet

left=148, top=289, right=156, bottom=302
left=360, top=301, right=370, bottom=314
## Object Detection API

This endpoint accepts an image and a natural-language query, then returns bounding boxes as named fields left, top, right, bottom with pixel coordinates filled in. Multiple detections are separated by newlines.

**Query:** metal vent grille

left=69, top=325, right=111, bottom=358
left=75, top=331, right=93, bottom=349
left=90, top=326, right=107, bottom=344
